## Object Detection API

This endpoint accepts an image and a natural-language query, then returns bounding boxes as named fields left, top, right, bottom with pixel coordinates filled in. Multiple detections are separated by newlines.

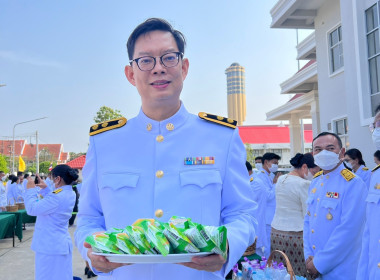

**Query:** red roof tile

left=60, top=152, right=69, bottom=162
left=0, top=140, right=25, bottom=156
left=238, top=125, right=313, bottom=144
left=67, top=155, right=86, bottom=169
left=23, top=144, right=62, bottom=162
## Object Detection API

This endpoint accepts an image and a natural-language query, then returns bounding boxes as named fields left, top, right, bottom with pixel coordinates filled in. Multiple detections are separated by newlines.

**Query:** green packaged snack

left=108, top=232, right=141, bottom=255
left=204, top=225, right=228, bottom=259
left=85, top=233, right=121, bottom=254
left=168, top=216, right=191, bottom=229
left=162, top=223, right=199, bottom=253
left=183, top=222, right=223, bottom=255
left=124, top=226, right=157, bottom=255
left=138, top=220, right=172, bottom=256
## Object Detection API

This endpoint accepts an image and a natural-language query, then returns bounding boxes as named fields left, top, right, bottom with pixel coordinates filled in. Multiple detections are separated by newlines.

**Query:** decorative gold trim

left=89, top=117, right=127, bottom=136
left=217, top=116, right=224, bottom=120
left=198, top=112, right=236, bottom=129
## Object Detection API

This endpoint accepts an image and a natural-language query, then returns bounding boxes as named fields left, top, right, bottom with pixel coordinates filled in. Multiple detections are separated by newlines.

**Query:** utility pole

left=36, top=131, right=39, bottom=174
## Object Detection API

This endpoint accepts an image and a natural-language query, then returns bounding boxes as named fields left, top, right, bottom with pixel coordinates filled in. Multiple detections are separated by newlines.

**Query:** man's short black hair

left=374, top=150, right=380, bottom=161
left=262, top=153, right=281, bottom=164
left=255, top=156, right=263, bottom=162
left=24, top=173, right=29, bottom=179
left=17, top=171, right=23, bottom=177
left=245, top=161, right=252, bottom=172
left=127, top=18, right=186, bottom=61
left=312, top=132, right=342, bottom=149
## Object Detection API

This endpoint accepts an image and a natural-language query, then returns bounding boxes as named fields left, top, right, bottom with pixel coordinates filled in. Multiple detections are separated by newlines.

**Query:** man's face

left=18, top=175, right=23, bottom=183
left=125, top=30, right=189, bottom=109
left=0, top=173, right=4, bottom=180
left=312, top=135, right=344, bottom=158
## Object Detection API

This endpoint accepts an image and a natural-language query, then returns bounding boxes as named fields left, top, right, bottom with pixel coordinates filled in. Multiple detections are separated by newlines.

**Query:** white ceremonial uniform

left=7, top=182, right=23, bottom=204
left=255, top=169, right=275, bottom=254
left=354, top=165, right=371, bottom=189
left=39, top=179, right=54, bottom=198
left=75, top=104, right=257, bottom=280
left=304, top=164, right=367, bottom=280
left=25, top=185, right=76, bottom=280
left=250, top=177, right=269, bottom=258
left=357, top=164, right=380, bottom=279
left=0, top=182, right=6, bottom=210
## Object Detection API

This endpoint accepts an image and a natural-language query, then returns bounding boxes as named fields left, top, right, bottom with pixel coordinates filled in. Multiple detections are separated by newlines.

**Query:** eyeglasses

left=369, top=120, right=380, bottom=132
left=129, top=52, right=183, bottom=71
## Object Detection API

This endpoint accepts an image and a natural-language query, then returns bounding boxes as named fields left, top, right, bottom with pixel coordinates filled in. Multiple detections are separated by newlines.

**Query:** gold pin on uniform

left=155, top=209, right=163, bottom=218
left=326, top=209, right=333, bottom=220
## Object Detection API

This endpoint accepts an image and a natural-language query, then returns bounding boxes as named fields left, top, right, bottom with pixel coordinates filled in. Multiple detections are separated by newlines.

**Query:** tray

left=92, top=252, right=212, bottom=263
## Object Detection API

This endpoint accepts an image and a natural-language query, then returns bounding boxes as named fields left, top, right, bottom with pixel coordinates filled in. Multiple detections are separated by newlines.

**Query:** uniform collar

left=54, top=185, right=72, bottom=191
left=136, top=102, right=190, bottom=135
left=322, top=163, right=345, bottom=178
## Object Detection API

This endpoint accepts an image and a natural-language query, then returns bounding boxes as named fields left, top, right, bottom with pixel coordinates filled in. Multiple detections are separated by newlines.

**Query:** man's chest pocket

left=180, top=169, right=222, bottom=189
left=366, top=192, right=380, bottom=204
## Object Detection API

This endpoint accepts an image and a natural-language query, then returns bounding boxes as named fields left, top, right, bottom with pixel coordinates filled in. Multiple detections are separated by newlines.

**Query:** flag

left=19, top=156, right=26, bottom=172
left=48, top=162, right=53, bottom=171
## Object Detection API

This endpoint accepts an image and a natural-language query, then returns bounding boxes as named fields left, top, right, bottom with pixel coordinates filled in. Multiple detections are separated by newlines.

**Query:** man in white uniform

left=75, top=18, right=257, bottom=280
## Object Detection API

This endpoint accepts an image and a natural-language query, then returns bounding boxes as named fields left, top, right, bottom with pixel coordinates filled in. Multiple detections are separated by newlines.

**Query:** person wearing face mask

left=254, top=152, right=281, bottom=258
left=344, top=148, right=370, bottom=189
left=24, top=164, right=77, bottom=280
left=271, top=153, right=319, bottom=278
left=254, top=156, right=263, bottom=173
left=357, top=112, right=380, bottom=279
left=304, top=132, right=367, bottom=280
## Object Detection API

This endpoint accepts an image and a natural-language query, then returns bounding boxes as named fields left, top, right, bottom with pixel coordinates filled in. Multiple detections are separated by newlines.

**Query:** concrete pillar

left=310, top=95, right=321, bottom=137
left=289, top=114, right=302, bottom=156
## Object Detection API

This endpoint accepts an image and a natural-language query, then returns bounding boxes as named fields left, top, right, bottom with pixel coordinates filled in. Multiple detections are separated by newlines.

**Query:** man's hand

left=179, top=254, right=226, bottom=272
left=84, top=241, right=128, bottom=273
left=306, top=258, right=320, bottom=278
left=273, top=172, right=281, bottom=184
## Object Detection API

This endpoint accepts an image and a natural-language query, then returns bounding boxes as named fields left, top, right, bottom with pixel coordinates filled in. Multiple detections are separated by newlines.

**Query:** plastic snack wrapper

left=106, top=228, right=141, bottom=255
left=85, top=233, right=121, bottom=254
left=136, top=219, right=172, bottom=256
left=162, top=223, right=200, bottom=253
left=124, top=226, right=157, bottom=255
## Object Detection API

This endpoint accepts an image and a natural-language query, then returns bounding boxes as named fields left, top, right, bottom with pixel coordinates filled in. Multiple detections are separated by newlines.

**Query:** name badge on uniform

left=326, top=192, right=339, bottom=199
left=184, top=157, right=215, bottom=165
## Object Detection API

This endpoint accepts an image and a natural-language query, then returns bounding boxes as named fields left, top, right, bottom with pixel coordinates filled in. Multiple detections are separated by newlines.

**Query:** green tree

left=94, top=106, right=123, bottom=123
left=26, top=164, right=36, bottom=174
left=0, top=154, right=9, bottom=173
left=39, top=161, right=57, bottom=174
left=245, top=144, right=255, bottom=166
left=69, top=152, right=86, bottom=161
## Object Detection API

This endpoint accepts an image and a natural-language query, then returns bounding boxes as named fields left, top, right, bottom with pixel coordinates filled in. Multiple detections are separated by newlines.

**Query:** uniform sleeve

left=303, top=182, right=314, bottom=260
left=215, top=128, right=258, bottom=278
left=300, top=181, right=310, bottom=218
left=356, top=216, right=369, bottom=279
left=313, top=178, right=367, bottom=274
left=74, top=137, right=110, bottom=276
left=24, top=187, right=59, bottom=216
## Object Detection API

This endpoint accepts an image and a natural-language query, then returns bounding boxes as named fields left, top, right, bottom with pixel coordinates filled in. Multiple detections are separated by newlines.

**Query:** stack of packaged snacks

left=85, top=216, right=227, bottom=258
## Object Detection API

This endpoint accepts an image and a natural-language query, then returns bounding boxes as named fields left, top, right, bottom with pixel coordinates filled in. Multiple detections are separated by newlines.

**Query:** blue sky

left=1, top=1, right=310, bottom=153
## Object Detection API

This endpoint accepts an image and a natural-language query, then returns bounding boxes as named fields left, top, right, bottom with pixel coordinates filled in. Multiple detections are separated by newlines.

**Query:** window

left=329, top=26, right=344, bottom=73
left=333, top=118, right=349, bottom=148
left=270, top=149, right=282, bottom=158
left=366, top=4, right=380, bottom=115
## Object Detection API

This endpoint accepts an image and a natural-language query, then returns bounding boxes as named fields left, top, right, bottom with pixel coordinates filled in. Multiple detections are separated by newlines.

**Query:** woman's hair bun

left=290, top=153, right=303, bottom=167
left=68, top=169, right=79, bottom=181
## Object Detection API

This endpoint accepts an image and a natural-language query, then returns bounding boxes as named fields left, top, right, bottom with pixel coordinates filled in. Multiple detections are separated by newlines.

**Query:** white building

left=268, top=0, right=379, bottom=167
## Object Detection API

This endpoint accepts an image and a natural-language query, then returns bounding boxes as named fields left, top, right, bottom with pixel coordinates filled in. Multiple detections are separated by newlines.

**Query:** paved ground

left=0, top=222, right=92, bottom=280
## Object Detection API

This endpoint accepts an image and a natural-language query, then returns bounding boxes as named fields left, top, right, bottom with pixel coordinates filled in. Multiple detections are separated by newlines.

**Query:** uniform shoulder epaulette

left=250, top=177, right=253, bottom=182
left=89, top=117, right=127, bottom=136
left=198, top=112, right=237, bottom=129
left=341, top=169, right=356, bottom=181
left=313, top=170, right=323, bottom=178
left=372, top=164, right=380, bottom=172
left=53, top=188, right=62, bottom=194
left=362, top=167, right=369, bottom=171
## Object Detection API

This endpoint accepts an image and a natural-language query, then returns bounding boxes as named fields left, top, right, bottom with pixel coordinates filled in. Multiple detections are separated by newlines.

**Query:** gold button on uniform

left=155, top=209, right=163, bottom=218
left=166, top=123, right=174, bottom=131
left=326, top=175, right=330, bottom=179
left=317, top=198, right=320, bottom=202
left=312, top=229, right=315, bottom=233
left=313, top=245, right=316, bottom=249
left=156, top=170, right=164, bottom=178
left=314, top=213, right=317, bottom=217
left=147, top=123, right=152, bottom=131
left=378, top=263, right=380, bottom=268
left=156, top=135, right=164, bottom=142
left=321, top=183, right=324, bottom=186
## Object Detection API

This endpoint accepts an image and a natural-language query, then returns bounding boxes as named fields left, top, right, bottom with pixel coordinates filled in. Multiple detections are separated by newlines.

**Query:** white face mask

left=372, top=127, right=380, bottom=150
left=269, top=163, right=278, bottom=173
left=314, top=150, right=341, bottom=170
left=304, top=170, right=314, bottom=181
left=255, top=163, right=262, bottom=170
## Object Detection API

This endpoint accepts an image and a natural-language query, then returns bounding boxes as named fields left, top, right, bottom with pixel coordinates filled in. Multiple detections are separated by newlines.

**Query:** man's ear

left=125, top=65, right=136, bottom=86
